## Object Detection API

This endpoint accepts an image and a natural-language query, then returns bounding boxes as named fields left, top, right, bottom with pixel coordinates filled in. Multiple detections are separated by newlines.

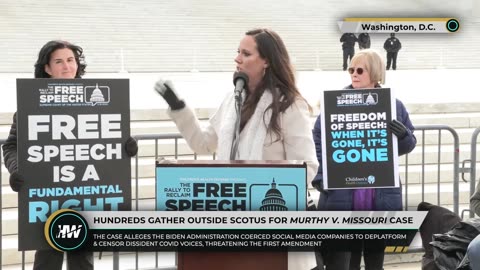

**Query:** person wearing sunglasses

left=311, top=49, right=417, bottom=270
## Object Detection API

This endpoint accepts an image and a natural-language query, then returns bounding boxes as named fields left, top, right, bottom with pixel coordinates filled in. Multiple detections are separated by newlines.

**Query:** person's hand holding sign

left=389, top=119, right=408, bottom=139
left=125, top=137, right=138, bottom=157
left=9, top=171, right=24, bottom=192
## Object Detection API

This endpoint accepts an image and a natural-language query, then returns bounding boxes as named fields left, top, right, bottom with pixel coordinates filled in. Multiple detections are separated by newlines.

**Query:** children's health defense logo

left=45, top=209, right=89, bottom=252
left=336, top=92, right=378, bottom=107
left=345, top=175, right=376, bottom=185
left=367, top=175, right=376, bottom=184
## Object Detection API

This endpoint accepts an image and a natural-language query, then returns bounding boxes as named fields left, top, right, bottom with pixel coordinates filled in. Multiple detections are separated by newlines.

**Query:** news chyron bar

left=338, top=17, right=460, bottom=33
left=45, top=210, right=426, bottom=253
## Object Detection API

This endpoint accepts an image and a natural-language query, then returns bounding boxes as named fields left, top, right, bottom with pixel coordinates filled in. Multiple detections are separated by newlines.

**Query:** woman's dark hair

left=241, top=28, right=310, bottom=140
left=34, top=40, right=86, bottom=78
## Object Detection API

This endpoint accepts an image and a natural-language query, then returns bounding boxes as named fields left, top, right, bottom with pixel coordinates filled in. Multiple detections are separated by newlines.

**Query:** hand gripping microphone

left=233, top=72, right=249, bottom=99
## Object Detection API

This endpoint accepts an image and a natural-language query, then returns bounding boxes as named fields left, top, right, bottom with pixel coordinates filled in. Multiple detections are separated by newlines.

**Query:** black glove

left=9, top=171, right=24, bottom=192
left=307, top=191, right=317, bottom=211
left=312, top=180, right=328, bottom=195
left=318, top=186, right=329, bottom=195
left=154, top=79, right=186, bottom=110
left=389, top=119, right=408, bottom=139
left=125, top=136, right=138, bottom=157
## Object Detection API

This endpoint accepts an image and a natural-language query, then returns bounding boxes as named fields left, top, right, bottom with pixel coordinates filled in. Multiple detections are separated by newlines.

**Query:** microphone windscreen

left=233, top=71, right=249, bottom=86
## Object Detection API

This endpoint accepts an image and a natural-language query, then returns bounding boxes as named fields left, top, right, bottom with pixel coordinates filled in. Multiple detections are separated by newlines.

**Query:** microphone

left=233, top=72, right=249, bottom=99
left=230, top=72, right=248, bottom=160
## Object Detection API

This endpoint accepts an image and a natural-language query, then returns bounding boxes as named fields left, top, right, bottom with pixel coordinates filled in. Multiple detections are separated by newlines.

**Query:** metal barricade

left=398, top=125, right=460, bottom=254
left=129, top=134, right=216, bottom=270
left=403, top=125, right=460, bottom=215
left=0, top=138, right=27, bottom=270
left=465, top=127, right=480, bottom=218
left=0, top=124, right=463, bottom=268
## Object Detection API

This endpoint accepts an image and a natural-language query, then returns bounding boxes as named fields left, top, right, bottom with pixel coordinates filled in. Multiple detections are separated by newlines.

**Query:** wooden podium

left=155, top=160, right=307, bottom=270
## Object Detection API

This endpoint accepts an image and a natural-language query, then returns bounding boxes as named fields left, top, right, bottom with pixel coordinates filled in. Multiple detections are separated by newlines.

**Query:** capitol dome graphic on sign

left=90, top=84, right=105, bottom=102
left=365, top=93, right=377, bottom=105
left=260, top=179, right=288, bottom=211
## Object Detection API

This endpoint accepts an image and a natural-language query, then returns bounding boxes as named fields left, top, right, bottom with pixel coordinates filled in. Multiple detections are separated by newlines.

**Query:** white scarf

left=211, top=90, right=316, bottom=270
left=211, top=90, right=273, bottom=160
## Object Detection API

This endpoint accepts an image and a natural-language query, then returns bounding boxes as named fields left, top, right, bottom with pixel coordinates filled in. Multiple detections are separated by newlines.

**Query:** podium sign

left=156, top=160, right=307, bottom=211
left=155, top=160, right=307, bottom=270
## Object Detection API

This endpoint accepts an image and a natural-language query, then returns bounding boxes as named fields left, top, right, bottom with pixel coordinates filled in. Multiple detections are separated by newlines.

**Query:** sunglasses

left=348, top=67, right=365, bottom=75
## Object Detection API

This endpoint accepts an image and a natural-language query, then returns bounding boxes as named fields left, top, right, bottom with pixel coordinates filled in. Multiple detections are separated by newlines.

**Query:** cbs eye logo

left=45, top=209, right=89, bottom=251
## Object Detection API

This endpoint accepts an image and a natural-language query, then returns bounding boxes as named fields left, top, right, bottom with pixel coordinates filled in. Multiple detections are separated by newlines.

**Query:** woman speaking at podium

left=154, top=28, right=319, bottom=270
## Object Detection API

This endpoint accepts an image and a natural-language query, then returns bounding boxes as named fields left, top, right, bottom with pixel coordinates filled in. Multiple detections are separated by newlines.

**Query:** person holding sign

left=2, top=40, right=138, bottom=270
left=154, top=28, right=319, bottom=270
left=312, top=49, right=416, bottom=270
